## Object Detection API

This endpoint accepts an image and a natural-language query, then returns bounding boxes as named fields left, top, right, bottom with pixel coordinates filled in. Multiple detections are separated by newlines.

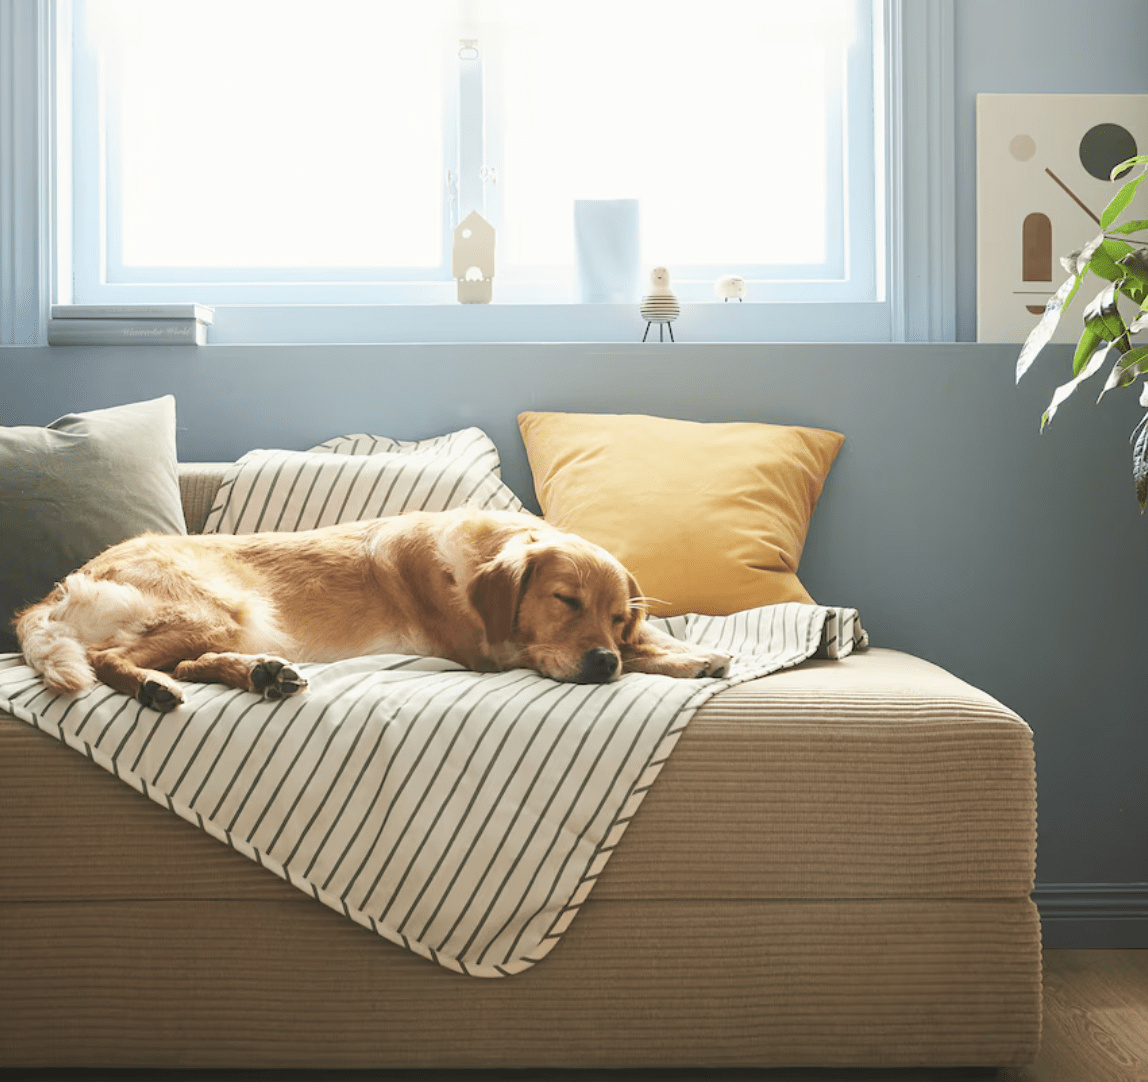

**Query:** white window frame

left=1, top=0, right=955, bottom=346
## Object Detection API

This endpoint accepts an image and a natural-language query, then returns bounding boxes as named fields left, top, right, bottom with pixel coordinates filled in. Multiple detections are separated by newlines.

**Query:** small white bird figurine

left=715, top=274, right=747, bottom=301
left=640, top=267, right=680, bottom=342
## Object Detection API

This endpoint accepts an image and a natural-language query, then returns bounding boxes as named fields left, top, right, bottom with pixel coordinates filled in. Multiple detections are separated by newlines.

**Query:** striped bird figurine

left=640, top=267, right=680, bottom=342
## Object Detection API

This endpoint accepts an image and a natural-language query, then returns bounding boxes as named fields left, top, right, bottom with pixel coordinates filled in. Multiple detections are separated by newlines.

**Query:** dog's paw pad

left=250, top=657, right=307, bottom=700
left=138, top=678, right=182, bottom=713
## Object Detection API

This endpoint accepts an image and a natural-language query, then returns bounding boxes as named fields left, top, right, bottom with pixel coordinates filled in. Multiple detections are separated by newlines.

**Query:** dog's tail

left=15, top=576, right=100, bottom=693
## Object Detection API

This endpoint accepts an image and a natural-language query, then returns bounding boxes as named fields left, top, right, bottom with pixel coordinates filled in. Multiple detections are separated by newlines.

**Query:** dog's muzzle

left=575, top=648, right=620, bottom=684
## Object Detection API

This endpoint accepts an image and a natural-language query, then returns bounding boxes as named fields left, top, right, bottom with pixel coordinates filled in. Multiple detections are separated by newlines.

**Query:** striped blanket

left=0, top=603, right=865, bottom=977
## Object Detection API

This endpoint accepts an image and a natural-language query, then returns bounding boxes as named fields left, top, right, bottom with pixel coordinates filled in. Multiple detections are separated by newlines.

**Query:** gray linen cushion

left=0, top=396, right=186, bottom=653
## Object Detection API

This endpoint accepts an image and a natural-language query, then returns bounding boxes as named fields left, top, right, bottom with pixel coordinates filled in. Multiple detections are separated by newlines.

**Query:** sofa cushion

left=0, top=649, right=1036, bottom=905
left=518, top=411, right=843, bottom=617
left=202, top=427, right=523, bottom=534
left=0, top=396, right=186, bottom=652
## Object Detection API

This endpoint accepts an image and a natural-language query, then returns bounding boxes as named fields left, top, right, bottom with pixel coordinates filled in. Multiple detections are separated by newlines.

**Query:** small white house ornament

left=453, top=211, right=495, bottom=304
left=640, top=266, right=680, bottom=342
left=715, top=274, right=747, bottom=301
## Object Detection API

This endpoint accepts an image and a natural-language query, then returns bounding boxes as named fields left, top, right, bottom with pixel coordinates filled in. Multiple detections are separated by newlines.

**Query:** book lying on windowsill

left=51, top=303, right=214, bottom=324
left=46, top=318, right=208, bottom=346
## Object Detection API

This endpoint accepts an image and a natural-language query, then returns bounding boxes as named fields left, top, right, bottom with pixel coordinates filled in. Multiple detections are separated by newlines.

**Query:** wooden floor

left=1, top=950, right=1144, bottom=1082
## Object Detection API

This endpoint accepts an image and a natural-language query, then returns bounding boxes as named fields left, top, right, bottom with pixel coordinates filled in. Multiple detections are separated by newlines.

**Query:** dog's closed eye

left=554, top=593, right=581, bottom=611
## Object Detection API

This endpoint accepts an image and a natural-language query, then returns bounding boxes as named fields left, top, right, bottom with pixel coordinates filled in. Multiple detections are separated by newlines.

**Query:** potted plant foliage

left=1016, top=154, right=1148, bottom=509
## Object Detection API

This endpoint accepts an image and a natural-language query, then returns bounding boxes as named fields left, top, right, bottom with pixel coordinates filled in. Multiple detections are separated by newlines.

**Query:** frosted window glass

left=92, top=0, right=445, bottom=268
left=493, top=0, right=851, bottom=268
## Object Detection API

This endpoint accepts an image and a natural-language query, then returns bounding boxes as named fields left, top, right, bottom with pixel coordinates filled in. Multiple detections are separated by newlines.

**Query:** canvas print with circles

left=976, top=93, right=1148, bottom=344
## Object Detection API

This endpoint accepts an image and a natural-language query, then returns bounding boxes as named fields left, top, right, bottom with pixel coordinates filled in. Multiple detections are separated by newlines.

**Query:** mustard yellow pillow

left=517, top=411, right=844, bottom=617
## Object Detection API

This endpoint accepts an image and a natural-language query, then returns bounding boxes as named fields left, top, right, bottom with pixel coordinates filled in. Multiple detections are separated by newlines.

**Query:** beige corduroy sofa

left=0, top=464, right=1042, bottom=1070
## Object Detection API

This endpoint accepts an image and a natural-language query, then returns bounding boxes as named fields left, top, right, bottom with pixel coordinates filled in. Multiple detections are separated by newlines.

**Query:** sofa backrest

left=178, top=464, right=228, bottom=535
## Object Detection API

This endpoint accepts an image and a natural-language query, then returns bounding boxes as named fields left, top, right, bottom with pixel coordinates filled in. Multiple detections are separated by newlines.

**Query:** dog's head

left=467, top=531, right=643, bottom=683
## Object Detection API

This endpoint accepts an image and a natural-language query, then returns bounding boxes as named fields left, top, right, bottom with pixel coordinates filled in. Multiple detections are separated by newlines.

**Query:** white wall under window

left=1, top=0, right=955, bottom=345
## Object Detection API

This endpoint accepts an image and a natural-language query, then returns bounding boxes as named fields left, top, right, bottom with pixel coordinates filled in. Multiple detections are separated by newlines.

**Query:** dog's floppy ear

left=468, top=548, right=533, bottom=645
left=623, top=572, right=645, bottom=643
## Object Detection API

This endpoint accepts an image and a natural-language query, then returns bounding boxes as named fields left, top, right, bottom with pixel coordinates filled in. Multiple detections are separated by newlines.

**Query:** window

left=481, top=0, right=876, bottom=304
left=65, top=0, right=884, bottom=320
left=74, top=1, right=455, bottom=300
left=0, top=0, right=949, bottom=346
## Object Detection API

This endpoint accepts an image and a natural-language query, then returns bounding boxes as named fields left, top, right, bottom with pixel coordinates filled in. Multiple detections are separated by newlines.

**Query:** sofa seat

left=0, top=646, right=1041, bottom=1068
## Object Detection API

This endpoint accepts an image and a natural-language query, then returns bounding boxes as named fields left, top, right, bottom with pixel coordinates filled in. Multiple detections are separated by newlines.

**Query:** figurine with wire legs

left=640, top=267, right=680, bottom=342
left=715, top=274, right=747, bottom=301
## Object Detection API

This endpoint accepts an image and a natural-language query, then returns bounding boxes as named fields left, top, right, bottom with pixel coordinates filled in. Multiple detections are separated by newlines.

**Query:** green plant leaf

left=1083, top=283, right=1119, bottom=324
left=1098, top=345, right=1148, bottom=399
left=1100, top=167, right=1148, bottom=230
left=1017, top=274, right=1082, bottom=382
left=1088, top=238, right=1135, bottom=283
left=1081, top=285, right=1127, bottom=360
left=1116, top=249, right=1148, bottom=304
left=1132, top=411, right=1148, bottom=512
left=1119, top=282, right=1148, bottom=309
left=1110, top=155, right=1148, bottom=180
left=1108, top=218, right=1148, bottom=237
left=1043, top=345, right=1112, bottom=429
left=1060, top=232, right=1107, bottom=276
left=1070, top=324, right=1106, bottom=378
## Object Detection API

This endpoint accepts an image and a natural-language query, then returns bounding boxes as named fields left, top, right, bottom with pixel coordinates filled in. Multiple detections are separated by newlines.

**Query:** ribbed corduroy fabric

left=0, top=648, right=1040, bottom=1067
left=179, top=462, right=232, bottom=534
left=0, top=896, right=1041, bottom=1069
left=0, top=651, right=1036, bottom=904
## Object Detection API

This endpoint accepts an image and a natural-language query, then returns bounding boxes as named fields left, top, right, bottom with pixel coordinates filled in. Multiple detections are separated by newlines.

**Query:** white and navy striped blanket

left=0, top=603, right=865, bottom=977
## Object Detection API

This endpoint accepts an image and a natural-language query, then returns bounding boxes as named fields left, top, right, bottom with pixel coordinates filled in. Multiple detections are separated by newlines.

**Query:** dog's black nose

left=576, top=648, right=619, bottom=684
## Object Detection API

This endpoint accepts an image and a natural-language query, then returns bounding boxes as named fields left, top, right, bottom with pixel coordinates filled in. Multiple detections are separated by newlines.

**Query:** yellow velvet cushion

left=517, top=411, right=844, bottom=617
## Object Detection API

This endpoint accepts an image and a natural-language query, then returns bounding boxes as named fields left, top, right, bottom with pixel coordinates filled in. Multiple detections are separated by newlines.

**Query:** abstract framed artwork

left=976, top=93, right=1148, bottom=343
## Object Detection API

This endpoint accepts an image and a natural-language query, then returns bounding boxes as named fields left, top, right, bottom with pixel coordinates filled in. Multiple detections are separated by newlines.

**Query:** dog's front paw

left=698, top=651, right=732, bottom=679
left=623, top=648, right=733, bottom=680
left=138, top=677, right=183, bottom=713
left=249, top=657, right=308, bottom=700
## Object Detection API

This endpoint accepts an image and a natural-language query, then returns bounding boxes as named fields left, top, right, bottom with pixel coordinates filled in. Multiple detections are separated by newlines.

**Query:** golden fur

left=16, top=509, right=730, bottom=713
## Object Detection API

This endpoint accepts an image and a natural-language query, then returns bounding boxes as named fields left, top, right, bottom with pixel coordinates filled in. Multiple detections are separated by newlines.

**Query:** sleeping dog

left=16, top=508, right=731, bottom=712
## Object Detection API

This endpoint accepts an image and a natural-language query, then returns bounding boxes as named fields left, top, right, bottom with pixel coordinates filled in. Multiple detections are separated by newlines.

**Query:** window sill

left=197, top=301, right=897, bottom=345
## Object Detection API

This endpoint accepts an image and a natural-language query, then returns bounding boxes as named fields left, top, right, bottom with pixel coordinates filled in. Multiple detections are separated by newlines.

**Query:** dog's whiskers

left=629, top=595, right=666, bottom=612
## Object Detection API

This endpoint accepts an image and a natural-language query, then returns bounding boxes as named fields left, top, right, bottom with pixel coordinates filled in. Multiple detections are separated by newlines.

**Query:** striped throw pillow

left=202, top=427, right=524, bottom=534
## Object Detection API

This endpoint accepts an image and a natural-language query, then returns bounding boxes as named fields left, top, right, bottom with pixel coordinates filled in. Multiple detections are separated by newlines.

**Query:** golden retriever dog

left=16, top=509, right=731, bottom=713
